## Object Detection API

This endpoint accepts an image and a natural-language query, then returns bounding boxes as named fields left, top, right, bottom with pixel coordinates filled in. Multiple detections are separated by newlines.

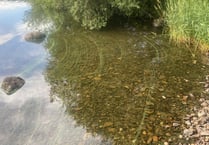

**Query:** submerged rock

left=1, top=76, right=25, bottom=95
left=24, top=31, right=46, bottom=43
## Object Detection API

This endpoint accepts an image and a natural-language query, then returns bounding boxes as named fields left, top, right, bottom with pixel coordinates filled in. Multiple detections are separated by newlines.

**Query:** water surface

left=0, top=1, right=105, bottom=145
left=0, top=1, right=208, bottom=145
left=45, top=27, right=207, bottom=144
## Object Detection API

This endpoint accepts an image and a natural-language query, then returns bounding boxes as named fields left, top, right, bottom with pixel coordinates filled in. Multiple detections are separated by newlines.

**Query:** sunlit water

left=0, top=1, right=208, bottom=145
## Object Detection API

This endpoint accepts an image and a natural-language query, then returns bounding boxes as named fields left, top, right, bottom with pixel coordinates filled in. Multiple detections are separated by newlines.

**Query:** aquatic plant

left=165, top=0, right=209, bottom=52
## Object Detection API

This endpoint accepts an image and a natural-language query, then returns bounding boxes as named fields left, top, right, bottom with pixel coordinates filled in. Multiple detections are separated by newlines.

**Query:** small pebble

left=183, top=129, right=194, bottom=137
left=204, top=83, right=209, bottom=88
left=200, top=131, right=209, bottom=136
left=189, top=93, right=194, bottom=97
left=152, top=136, right=158, bottom=142
left=182, top=95, right=188, bottom=101
left=162, top=96, right=166, bottom=99
left=198, top=110, right=206, bottom=117
left=166, top=133, right=171, bottom=136
left=185, top=120, right=191, bottom=126
left=205, top=137, right=209, bottom=142
left=173, top=122, right=180, bottom=127
left=201, top=102, right=208, bottom=107
left=206, top=88, right=209, bottom=92
left=199, top=98, right=205, bottom=102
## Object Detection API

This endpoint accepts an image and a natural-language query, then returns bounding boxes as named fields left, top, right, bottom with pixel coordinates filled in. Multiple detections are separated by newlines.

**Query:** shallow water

left=0, top=1, right=106, bottom=145
left=0, top=1, right=208, bottom=145
left=45, top=28, right=208, bottom=144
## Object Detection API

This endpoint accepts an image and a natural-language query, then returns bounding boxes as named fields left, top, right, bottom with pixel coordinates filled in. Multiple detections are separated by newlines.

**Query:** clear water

left=0, top=1, right=105, bottom=145
left=0, top=1, right=208, bottom=145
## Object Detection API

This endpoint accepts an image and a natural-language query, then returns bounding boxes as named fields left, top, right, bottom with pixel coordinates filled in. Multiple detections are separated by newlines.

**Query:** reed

left=165, top=0, right=209, bottom=52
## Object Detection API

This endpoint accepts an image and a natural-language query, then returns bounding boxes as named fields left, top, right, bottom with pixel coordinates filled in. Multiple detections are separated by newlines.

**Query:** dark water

left=0, top=1, right=208, bottom=145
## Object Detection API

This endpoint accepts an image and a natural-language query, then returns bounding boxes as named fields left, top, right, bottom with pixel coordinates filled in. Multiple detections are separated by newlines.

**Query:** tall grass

left=165, top=0, right=209, bottom=52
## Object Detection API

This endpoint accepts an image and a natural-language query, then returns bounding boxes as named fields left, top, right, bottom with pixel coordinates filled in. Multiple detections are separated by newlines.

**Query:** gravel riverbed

left=180, top=75, right=209, bottom=145
left=163, top=75, right=209, bottom=145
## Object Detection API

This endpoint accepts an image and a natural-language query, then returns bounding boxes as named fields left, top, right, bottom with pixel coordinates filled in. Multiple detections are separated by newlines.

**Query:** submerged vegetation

left=165, top=0, right=209, bottom=51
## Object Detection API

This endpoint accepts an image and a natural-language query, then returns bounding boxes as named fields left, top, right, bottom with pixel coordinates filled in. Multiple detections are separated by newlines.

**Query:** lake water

left=0, top=1, right=208, bottom=145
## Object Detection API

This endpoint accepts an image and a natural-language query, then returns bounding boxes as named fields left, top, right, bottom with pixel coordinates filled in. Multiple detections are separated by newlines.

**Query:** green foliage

left=69, top=0, right=113, bottom=30
left=109, top=0, right=162, bottom=17
left=27, top=0, right=162, bottom=30
left=109, top=0, right=140, bottom=16
left=165, top=0, right=209, bottom=51
left=26, top=0, right=77, bottom=31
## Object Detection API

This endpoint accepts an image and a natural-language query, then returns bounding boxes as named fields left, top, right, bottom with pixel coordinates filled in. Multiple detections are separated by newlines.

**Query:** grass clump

left=165, top=0, right=209, bottom=52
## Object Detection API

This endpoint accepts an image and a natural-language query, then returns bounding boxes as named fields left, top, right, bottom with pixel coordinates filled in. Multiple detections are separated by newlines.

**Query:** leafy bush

left=69, top=0, right=112, bottom=30
left=28, top=0, right=161, bottom=30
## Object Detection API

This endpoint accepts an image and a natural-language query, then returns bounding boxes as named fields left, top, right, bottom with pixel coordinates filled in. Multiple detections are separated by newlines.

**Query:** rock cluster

left=182, top=75, right=209, bottom=144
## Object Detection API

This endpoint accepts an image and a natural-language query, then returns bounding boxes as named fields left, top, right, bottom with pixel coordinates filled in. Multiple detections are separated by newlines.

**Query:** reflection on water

left=25, top=1, right=208, bottom=144
left=1, top=1, right=208, bottom=145
left=0, top=74, right=106, bottom=145
left=0, top=1, right=106, bottom=145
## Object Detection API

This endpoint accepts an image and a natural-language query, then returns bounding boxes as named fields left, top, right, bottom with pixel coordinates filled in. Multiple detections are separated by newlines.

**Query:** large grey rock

left=24, top=31, right=46, bottom=43
left=1, top=76, right=25, bottom=95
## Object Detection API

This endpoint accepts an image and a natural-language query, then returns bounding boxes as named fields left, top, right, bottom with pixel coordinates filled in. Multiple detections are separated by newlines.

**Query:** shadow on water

left=1, top=1, right=208, bottom=145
